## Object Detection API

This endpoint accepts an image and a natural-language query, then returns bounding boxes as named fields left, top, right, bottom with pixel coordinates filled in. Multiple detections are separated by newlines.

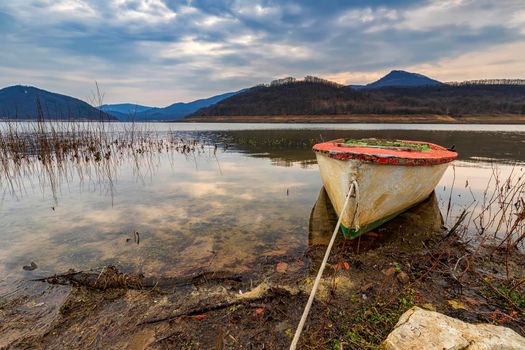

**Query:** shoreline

left=181, top=114, right=525, bottom=124
left=3, top=114, right=525, bottom=124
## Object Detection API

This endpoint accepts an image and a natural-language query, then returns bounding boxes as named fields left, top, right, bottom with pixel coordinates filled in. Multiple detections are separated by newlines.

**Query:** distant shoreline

left=181, top=114, right=525, bottom=124
left=2, top=114, right=525, bottom=124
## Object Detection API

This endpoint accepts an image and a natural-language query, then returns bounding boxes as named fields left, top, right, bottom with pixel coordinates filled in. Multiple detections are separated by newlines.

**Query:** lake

left=1, top=122, right=524, bottom=295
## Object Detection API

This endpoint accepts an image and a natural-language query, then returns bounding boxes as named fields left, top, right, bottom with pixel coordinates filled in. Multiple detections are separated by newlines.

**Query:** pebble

left=23, top=261, right=38, bottom=271
left=397, top=271, right=410, bottom=284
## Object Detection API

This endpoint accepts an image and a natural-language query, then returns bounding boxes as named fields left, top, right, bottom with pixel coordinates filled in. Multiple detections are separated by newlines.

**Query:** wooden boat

left=309, top=186, right=443, bottom=246
left=313, top=138, right=457, bottom=238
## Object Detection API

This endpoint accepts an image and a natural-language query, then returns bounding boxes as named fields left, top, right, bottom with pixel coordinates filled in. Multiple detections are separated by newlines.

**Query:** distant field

left=183, top=114, right=525, bottom=124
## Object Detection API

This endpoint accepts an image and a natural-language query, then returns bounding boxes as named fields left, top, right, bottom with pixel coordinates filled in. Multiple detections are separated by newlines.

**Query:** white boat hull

left=315, top=152, right=450, bottom=237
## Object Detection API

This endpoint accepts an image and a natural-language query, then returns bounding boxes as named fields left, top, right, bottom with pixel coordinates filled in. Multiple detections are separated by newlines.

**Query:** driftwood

left=31, top=266, right=144, bottom=289
left=31, top=265, right=243, bottom=290
left=138, top=287, right=291, bottom=325
left=146, top=270, right=243, bottom=289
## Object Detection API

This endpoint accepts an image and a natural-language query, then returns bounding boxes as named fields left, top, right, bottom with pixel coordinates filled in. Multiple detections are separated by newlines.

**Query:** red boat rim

left=313, top=138, right=458, bottom=166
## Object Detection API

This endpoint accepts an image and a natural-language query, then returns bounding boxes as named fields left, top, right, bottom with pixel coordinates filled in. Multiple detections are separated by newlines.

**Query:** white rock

left=382, top=306, right=525, bottom=350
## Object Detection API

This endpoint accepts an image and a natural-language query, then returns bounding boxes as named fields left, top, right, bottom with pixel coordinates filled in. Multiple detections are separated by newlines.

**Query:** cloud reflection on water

left=1, top=127, right=524, bottom=293
left=0, top=150, right=317, bottom=290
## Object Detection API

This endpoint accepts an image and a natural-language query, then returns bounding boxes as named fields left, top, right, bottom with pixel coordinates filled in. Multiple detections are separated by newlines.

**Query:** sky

left=1, top=0, right=524, bottom=106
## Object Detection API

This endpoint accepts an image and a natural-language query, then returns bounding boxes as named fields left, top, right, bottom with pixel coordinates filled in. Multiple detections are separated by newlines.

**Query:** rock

left=382, top=306, right=525, bottom=350
left=396, top=271, right=409, bottom=284
left=23, top=262, right=38, bottom=271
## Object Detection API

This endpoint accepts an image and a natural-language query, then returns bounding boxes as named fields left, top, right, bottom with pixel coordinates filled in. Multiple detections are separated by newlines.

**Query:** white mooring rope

left=289, top=180, right=359, bottom=350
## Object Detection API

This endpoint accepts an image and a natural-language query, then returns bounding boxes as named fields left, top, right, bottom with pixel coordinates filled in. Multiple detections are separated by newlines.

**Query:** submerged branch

left=32, top=265, right=244, bottom=291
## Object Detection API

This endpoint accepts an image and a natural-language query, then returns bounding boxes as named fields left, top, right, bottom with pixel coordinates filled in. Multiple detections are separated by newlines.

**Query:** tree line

left=191, top=82, right=525, bottom=116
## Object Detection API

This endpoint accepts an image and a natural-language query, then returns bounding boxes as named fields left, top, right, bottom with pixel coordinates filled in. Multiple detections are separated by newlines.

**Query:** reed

left=446, top=164, right=525, bottom=252
left=439, top=163, right=525, bottom=286
left=0, top=115, right=218, bottom=203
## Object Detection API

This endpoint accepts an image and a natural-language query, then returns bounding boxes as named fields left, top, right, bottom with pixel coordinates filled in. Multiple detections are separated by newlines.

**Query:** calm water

left=1, top=123, right=524, bottom=293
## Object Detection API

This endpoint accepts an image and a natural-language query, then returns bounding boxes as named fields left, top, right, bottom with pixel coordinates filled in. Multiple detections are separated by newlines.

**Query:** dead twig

left=444, top=209, right=469, bottom=240
left=140, top=299, right=263, bottom=326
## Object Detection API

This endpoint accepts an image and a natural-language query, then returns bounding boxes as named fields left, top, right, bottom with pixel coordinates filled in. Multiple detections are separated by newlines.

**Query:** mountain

left=188, top=79, right=525, bottom=119
left=98, top=103, right=153, bottom=121
left=104, top=91, right=240, bottom=121
left=0, top=85, right=114, bottom=120
left=99, top=103, right=153, bottom=114
left=362, top=70, right=442, bottom=89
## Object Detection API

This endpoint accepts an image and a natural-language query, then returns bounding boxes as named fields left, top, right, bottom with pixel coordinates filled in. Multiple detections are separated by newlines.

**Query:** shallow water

left=1, top=123, right=524, bottom=294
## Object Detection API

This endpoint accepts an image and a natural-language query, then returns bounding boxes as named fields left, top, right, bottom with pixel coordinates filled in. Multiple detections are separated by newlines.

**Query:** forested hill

left=192, top=82, right=360, bottom=116
left=0, top=85, right=114, bottom=120
left=188, top=82, right=525, bottom=118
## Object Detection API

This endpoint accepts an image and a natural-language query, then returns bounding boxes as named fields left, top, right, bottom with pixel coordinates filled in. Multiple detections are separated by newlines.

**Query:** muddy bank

left=1, top=195, right=524, bottom=349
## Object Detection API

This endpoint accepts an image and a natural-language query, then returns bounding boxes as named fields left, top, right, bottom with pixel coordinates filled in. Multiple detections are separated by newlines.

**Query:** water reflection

left=230, top=129, right=524, bottom=250
left=309, top=187, right=338, bottom=246
left=309, top=187, right=443, bottom=250
left=227, top=129, right=525, bottom=165
left=0, top=150, right=316, bottom=292
left=1, top=124, right=524, bottom=294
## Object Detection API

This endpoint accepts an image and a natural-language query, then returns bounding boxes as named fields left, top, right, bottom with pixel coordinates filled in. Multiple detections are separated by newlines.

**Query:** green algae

left=343, top=139, right=432, bottom=151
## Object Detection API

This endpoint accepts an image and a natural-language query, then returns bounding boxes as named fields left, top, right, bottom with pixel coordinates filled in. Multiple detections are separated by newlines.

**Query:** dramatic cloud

left=0, top=0, right=523, bottom=105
